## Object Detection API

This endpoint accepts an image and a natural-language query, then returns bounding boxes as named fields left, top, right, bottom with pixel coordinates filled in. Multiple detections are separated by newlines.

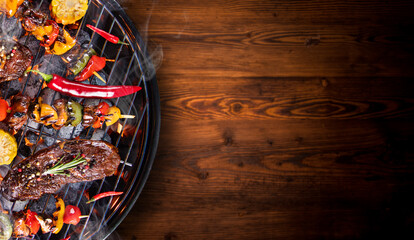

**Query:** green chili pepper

left=70, top=48, right=97, bottom=75
left=0, top=212, right=12, bottom=240
left=67, top=101, right=83, bottom=126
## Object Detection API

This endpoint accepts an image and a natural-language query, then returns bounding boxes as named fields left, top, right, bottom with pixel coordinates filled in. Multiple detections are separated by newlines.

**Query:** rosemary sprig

left=43, top=153, right=86, bottom=176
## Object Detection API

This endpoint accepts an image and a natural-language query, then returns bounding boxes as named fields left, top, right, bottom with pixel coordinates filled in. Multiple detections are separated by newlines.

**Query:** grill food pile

left=0, top=0, right=146, bottom=239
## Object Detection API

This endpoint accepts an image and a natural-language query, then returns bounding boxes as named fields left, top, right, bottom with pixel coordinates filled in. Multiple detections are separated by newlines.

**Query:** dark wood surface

left=115, top=0, right=414, bottom=239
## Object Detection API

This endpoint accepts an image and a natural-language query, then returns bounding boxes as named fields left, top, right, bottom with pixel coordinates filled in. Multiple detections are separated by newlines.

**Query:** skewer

left=120, top=115, right=135, bottom=119
left=92, top=71, right=106, bottom=83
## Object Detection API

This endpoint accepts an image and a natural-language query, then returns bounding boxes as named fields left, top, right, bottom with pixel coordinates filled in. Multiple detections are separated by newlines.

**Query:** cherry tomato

left=95, top=102, right=110, bottom=116
left=92, top=102, right=110, bottom=128
left=63, top=205, right=81, bottom=225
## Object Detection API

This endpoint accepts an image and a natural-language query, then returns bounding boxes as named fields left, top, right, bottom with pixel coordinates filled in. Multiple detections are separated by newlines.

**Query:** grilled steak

left=0, top=41, right=32, bottom=83
left=1, top=140, right=121, bottom=201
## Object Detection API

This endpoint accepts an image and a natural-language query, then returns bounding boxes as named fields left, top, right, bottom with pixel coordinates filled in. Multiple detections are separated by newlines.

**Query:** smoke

left=0, top=13, right=23, bottom=42
left=121, top=0, right=163, bottom=81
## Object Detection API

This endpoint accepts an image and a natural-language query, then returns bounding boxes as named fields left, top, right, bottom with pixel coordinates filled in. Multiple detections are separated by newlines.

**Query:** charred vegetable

left=67, top=100, right=83, bottom=126
left=31, top=98, right=59, bottom=126
left=50, top=0, right=88, bottom=25
left=47, top=28, right=76, bottom=55
left=3, top=0, right=24, bottom=17
left=25, top=210, right=40, bottom=235
left=53, top=99, right=69, bottom=129
left=53, top=198, right=65, bottom=234
left=104, top=106, right=121, bottom=127
left=6, top=95, right=30, bottom=134
left=74, top=55, right=106, bottom=81
left=35, top=215, right=54, bottom=234
left=32, top=20, right=60, bottom=47
left=70, top=48, right=97, bottom=75
left=0, top=212, right=13, bottom=240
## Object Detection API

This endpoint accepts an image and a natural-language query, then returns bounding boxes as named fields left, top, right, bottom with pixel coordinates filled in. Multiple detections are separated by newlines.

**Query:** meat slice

left=1, top=140, right=121, bottom=201
left=6, top=95, right=30, bottom=133
left=0, top=41, right=32, bottom=83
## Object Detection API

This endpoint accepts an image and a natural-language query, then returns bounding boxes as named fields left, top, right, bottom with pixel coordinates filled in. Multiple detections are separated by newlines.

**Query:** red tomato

left=0, top=98, right=9, bottom=121
left=92, top=102, right=110, bottom=128
left=25, top=209, right=40, bottom=235
left=95, top=102, right=110, bottom=115
left=63, top=205, right=81, bottom=225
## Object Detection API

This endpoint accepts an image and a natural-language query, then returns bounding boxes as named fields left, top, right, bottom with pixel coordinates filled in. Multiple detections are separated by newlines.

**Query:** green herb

left=43, top=153, right=86, bottom=176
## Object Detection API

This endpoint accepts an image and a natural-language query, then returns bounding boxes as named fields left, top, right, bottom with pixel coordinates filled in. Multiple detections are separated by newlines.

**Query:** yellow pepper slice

left=48, top=29, right=76, bottom=55
left=52, top=198, right=65, bottom=234
left=104, top=106, right=121, bottom=127
left=32, top=25, right=56, bottom=42
left=32, top=101, right=59, bottom=126
left=4, top=0, right=23, bottom=17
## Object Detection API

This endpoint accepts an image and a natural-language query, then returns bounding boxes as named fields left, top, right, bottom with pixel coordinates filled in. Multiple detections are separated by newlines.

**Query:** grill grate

left=2, top=0, right=160, bottom=239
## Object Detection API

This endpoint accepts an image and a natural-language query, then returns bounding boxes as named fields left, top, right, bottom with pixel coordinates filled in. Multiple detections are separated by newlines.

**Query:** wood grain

left=115, top=0, right=414, bottom=239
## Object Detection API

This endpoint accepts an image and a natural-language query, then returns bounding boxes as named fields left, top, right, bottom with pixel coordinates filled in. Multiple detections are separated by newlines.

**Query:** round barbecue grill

left=0, top=0, right=160, bottom=239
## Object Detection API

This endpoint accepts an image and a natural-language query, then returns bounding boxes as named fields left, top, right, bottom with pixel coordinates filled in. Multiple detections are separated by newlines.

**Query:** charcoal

left=0, top=196, right=28, bottom=212
left=41, top=126, right=58, bottom=146
left=28, top=194, right=56, bottom=216
left=90, top=71, right=107, bottom=86
left=18, top=35, right=41, bottom=55
left=75, top=29, right=92, bottom=47
left=26, top=118, right=41, bottom=129
left=58, top=124, right=83, bottom=139
left=39, top=87, right=61, bottom=105
left=91, top=129, right=111, bottom=142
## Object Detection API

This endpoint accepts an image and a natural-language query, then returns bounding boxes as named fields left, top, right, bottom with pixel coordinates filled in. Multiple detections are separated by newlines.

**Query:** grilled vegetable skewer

left=1, top=95, right=132, bottom=132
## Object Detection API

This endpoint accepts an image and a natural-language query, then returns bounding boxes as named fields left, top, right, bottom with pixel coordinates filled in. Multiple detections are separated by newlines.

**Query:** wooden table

left=115, top=0, right=414, bottom=239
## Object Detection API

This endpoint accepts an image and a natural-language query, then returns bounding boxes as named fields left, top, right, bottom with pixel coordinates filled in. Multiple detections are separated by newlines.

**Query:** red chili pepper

left=63, top=205, right=81, bottom=225
left=40, top=20, right=59, bottom=47
left=30, top=70, right=141, bottom=99
left=86, top=191, right=123, bottom=203
left=74, top=55, right=106, bottom=81
left=86, top=24, right=128, bottom=45
left=60, top=236, right=71, bottom=240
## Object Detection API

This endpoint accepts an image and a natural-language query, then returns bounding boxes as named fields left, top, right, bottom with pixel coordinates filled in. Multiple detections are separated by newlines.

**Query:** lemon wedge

left=0, top=129, right=18, bottom=165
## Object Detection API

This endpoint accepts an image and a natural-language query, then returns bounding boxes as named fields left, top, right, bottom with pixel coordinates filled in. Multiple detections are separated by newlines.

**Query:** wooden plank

left=159, top=76, right=414, bottom=120
left=122, top=0, right=414, bottom=77
left=118, top=119, right=414, bottom=239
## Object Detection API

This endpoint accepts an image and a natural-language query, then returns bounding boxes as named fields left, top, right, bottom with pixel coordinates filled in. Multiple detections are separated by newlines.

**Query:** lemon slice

left=0, top=129, right=18, bottom=165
